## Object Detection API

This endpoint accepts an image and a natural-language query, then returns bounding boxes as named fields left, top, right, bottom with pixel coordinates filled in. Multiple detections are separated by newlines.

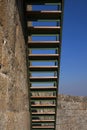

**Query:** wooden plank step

left=32, top=126, right=54, bottom=129
left=31, top=104, right=56, bottom=107
left=28, top=41, right=60, bottom=48
left=28, top=54, right=59, bottom=60
left=32, top=112, right=55, bottom=115
left=31, top=96, right=56, bottom=99
left=32, top=119, right=55, bottom=123
left=28, top=26, right=61, bottom=34
left=27, top=0, right=61, bottom=4
left=30, top=87, right=57, bottom=90
left=29, top=66, right=58, bottom=71
left=27, top=11, right=61, bottom=20
left=30, top=76, right=57, bottom=82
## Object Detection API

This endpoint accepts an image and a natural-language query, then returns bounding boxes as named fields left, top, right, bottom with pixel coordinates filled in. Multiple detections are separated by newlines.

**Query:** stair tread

left=29, top=66, right=58, bottom=71
left=27, top=10, right=62, bottom=14
left=28, top=26, right=60, bottom=29
left=30, top=76, right=57, bottom=79
left=30, top=77, right=57, bottom=80
left=28, top=41, right=60, bottom=48
left=27, top=0, right=62, bottom=4
left=28, top=41, right=60, bottom=43
left=32, top=112, right=55, bottom=115
left=30, top=76, right=57, bottom=82
left=27, top=11, right=62, bottom=20
left=31, top=104, right=56, bottom=107
left=29, top=66, right=58, bottom=68
left=31, top=96, right=56, bottom=99
left=29, top=54, right=59, bottom=56
left=28, top=26, right=61, bottom=34
left=32, top=126, right=54, bottom=129
left=28, top=54, right=59, bottom=60
left=32, top=119, right=55, bottom=122
left=30, top=87, right=57, bottom=90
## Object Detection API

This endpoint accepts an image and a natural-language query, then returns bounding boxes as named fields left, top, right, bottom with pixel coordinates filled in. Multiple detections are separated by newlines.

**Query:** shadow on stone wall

left=16, top=0, right=27, bottom=41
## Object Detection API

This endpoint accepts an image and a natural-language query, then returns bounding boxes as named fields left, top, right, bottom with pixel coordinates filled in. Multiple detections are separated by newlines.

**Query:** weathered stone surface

left=56, top=95, right=87, bottom=130
left=0, top=0, right=7, bottom=30
left=0, top=0, right=30, bottom=130
left=6, top=111, right=29, bottom=130
left=0, top=112, right=7, bottom=130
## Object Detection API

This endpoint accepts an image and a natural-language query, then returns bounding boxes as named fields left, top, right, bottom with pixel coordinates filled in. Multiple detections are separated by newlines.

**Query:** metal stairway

left=26, top=0, right=64, bottom=130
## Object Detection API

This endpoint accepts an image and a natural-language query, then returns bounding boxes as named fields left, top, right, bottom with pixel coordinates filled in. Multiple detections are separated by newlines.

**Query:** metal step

left=31, top=96, right=56, bottom=99
left=27, top=11, right=61, bottom=21
left=32, top=112, right=55, bottom=115
left=30, top=87, right=57, bottom=90
left=27, top=0, right=61, bottom=4
left=28, top=41, right=60, bottom=48
left=32, top=126, right=54, bottom=129
left=29, top=66, right=58, bottom=72
left=30, top=76, right=57, bottom=82
left=32, top=119, right=55, bottom=123
left=28, top=54, right=59, bottom=61
left=28, top=26, right=61, bottom=34
left=31, top=104, right=56, bottom=107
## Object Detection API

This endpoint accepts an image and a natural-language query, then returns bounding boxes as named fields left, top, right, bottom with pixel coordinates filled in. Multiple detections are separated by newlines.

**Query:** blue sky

left=32, top=1, right=87, bottom=96
left=59, top=0, right=87, bottom=96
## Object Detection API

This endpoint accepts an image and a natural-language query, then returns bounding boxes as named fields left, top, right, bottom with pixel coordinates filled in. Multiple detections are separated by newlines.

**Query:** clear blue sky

left=32, top=1, right=87, bottom=96
left=59, top=0, right=87, bottom=96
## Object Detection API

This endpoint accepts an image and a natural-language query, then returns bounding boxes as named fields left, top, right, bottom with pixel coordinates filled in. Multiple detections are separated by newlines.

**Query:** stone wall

left=0, top=0, right=30, bottom=130
left=56, top=95, right=87, bottom=130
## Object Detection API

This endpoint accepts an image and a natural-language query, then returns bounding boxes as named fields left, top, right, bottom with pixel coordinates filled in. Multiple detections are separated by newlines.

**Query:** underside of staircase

left=25, top=0, right=64, bottom=130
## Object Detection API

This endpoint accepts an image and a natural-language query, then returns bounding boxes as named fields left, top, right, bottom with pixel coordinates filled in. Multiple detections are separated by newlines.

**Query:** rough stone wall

left=0, top=0, right=30, bottom=130
left=56, top=95, right=87, bottom=130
